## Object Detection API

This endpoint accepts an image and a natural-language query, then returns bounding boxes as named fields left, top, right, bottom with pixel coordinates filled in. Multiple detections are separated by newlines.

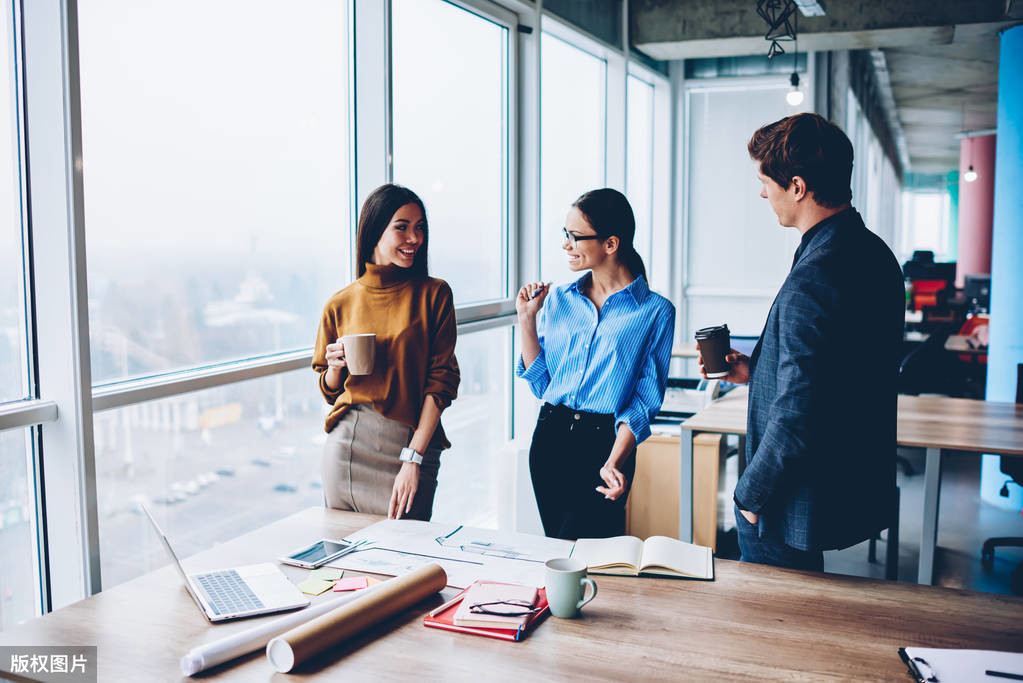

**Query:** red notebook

left=423, top=581, right=549, bottom=642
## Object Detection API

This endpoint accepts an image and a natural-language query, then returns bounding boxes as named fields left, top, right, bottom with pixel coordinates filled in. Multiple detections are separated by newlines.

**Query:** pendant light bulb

left=964, top=165, right=978, bottom=183
left=786, top=72, right=804, bottom=106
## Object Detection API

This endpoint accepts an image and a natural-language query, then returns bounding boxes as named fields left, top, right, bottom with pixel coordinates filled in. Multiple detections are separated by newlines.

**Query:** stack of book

left=423, top=581, right=548, bottom=641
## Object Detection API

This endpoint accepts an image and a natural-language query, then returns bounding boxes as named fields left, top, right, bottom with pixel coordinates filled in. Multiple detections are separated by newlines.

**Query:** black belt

left=540, top=403, right=614, bottom=430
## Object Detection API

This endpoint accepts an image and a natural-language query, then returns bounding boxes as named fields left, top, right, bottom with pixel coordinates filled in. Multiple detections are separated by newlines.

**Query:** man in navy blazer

left=701, top=113, right=905, bottom=571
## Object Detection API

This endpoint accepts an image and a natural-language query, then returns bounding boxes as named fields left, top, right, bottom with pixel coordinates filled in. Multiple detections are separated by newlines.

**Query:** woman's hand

left=516, top=282, right=549, bottom=318
left=325, top=338, right=347, bottom=370
left=388, top=462, right=420, bottom=520
left=698, top=348, right=751, bottom=384
left=596, top=460, right=628, bottom=501
left=322, top=338, right=348, bottom=391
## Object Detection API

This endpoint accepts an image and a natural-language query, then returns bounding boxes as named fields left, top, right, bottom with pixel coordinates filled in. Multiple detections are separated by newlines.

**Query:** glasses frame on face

left=562, top=226, right=602, bottom=248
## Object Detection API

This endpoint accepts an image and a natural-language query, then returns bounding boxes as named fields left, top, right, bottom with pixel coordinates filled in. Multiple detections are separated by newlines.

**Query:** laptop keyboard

left=195, top=569, right=265, bottom=616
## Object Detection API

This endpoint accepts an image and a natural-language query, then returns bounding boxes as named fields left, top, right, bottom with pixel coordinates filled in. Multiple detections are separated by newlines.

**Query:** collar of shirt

left=791, top=206, right=856, bottom=269
left=567, top=272, right=650, bottom=307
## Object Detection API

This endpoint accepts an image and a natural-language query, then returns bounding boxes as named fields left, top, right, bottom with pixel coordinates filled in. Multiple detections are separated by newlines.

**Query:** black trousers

left=529, top=403, right=636, bottom=540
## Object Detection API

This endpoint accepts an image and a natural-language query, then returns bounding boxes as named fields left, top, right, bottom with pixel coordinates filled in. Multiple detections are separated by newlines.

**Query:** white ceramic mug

left=544, top=557, right=597, bottom=618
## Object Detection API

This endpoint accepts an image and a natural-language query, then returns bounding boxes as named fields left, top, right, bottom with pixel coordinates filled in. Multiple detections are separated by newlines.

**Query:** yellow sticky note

left=309, top=567, right=344, bottom=582
left=298, top=578, right=335, bottom=596
left=365, top=577, right=383, bottom=587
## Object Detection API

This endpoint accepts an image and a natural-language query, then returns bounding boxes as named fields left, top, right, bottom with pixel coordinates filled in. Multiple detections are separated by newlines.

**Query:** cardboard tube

left=266, top=564, right=447, bottom=673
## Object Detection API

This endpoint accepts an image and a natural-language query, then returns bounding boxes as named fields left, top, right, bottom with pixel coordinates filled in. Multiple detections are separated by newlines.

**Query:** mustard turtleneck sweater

left=312, top=263, right=460, bottom=448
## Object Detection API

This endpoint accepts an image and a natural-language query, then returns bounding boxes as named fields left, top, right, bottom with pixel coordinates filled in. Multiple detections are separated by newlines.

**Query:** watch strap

left=399, top=447, right=423, bottom=464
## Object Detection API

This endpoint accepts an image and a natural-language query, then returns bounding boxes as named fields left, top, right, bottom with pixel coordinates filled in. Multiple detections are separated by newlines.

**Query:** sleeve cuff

left=318, top=370, right=344, bottom=405
left=515, top=351, right=550, bottom=398
left=732, top=476, right=765, bottom=515
left=616, top=413, right=650, bottom=445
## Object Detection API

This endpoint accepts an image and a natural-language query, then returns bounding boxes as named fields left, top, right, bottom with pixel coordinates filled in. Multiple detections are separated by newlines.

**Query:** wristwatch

left=399, top=447, right=423, bottom=465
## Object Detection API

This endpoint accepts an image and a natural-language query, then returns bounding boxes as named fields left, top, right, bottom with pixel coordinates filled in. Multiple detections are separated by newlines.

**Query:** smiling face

left=372, top=202, right=425, bottom=269
left=562, top=206, right=612, bottom=272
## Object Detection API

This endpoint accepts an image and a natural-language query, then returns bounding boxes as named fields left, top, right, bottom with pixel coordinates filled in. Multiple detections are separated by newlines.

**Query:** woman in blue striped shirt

left=516, top=188, right=676, bottom=540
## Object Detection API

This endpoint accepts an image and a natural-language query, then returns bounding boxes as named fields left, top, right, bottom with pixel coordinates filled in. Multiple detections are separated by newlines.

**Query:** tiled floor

left=718, top=448, right=1023, bottom=595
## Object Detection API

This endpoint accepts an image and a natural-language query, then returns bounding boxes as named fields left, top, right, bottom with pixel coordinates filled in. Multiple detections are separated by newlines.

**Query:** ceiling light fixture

left=787, top=71, right=804, bottom=106
left=757, top=0, right=797, bottom=59
left=758, top=0, right=803, bottom=105
left=964, top=137, right=978, bottom=182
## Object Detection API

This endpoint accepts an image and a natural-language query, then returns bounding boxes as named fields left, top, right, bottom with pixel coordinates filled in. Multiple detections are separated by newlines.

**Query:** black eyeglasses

left=469, top=599, right=541, bottom=617
left=562, top=227, right=602, bottom=247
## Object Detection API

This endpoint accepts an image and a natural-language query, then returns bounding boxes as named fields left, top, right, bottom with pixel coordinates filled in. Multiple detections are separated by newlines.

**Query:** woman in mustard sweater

left=312, top=184, right=460, bottom=520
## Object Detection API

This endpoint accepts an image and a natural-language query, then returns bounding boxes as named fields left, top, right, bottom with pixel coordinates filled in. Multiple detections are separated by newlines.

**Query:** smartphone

left=279, top=539, right=355, bottom=569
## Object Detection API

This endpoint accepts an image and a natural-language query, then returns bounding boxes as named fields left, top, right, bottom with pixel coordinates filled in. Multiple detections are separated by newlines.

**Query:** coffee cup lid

left=695, top=324, right=729, bottom=340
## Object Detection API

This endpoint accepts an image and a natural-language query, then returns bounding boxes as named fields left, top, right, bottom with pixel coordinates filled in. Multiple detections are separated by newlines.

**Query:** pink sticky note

left=332, top=576, right=369, bottom=592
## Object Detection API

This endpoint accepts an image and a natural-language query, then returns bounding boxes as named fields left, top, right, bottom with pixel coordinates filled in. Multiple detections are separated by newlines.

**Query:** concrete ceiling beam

left=632, top=0, right=1013, bottom=59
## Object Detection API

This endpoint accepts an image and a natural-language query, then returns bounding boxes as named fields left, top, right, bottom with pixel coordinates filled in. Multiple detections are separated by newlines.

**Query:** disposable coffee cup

left=695, top=324, right=730, bottom=378
left=341, top=333, right=376, bottom=375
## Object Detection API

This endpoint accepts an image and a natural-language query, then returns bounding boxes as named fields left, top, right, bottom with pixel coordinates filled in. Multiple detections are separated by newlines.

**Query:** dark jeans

left=735, top=505, right=824, bottom=572
left=529, top=403, right=635, bottom=540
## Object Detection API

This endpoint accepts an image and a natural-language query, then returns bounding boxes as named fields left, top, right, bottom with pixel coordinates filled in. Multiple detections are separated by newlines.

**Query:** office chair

left=979, top=363, right=1023, bottom=595
left=867, top=487, right=901, bottom=580
left=899, top=323, right=958, bottom=396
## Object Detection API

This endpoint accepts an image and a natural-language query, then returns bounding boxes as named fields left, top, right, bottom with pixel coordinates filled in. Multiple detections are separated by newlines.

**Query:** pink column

left=956, top=134, right=996, bottom=287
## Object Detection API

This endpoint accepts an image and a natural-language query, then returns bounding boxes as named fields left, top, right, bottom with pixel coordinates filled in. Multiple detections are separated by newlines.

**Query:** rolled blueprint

left=266, top=563, right=447, bottom=673
left=180, top=588, right=379, bottom=676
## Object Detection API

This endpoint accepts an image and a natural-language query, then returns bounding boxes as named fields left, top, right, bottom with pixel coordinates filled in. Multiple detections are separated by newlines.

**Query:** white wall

left=681, top=76, right=810, bottom=365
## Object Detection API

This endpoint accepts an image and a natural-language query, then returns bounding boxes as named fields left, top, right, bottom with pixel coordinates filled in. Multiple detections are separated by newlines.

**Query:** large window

left=0, top=429, right=38, bottom=630
left=95, top=369, right=325, bottom=587
left=392, top=0, right=510, bottom=304
left=77, top=0, right=351, bottom=385
left=0, top=1, right=26, bottom=404
left=4, top=0, right=674, bottom=617
left=432, top=327, right=511, bottom=528
left=626, top=74, right=654, bottom=276
left=900, top=191, right=952, bottom=259
left=540, top=32, right=606, bottom=286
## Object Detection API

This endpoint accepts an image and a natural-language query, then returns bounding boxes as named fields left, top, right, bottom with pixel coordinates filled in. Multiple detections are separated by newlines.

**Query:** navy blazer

left=733, top=208, right=905, bottom=551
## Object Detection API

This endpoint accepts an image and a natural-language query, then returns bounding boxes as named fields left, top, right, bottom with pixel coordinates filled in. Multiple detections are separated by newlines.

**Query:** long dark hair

left=572, top=188, right=647, bottom=279
left=356, top=184, right=429, bottom=277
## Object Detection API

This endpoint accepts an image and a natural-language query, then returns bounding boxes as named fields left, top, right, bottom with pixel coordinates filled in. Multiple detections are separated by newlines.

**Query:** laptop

left=140, top=503, right=309, bottom=622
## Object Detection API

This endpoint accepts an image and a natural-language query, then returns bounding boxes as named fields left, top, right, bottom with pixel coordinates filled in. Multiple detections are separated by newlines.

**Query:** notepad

left=332, top=576, right=369, bottom=592
left=900, top=647, right=1023, bottom=682
left=297, top=578, right=336, bottom=595
left=424, top=582, right=549, bottom=642
left=451, top=582, right=538, bottom=630
left=571, top=535, right=714, bottom=580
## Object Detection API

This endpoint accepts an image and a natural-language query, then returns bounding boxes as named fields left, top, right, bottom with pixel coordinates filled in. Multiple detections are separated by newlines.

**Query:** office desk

left=680, top=387, right=1023, bottom=585
left=2, top=507, right=1021, bottom=681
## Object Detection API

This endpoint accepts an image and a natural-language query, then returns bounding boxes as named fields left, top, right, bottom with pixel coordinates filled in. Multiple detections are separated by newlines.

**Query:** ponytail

left=622, top=245, right=647, bottom=279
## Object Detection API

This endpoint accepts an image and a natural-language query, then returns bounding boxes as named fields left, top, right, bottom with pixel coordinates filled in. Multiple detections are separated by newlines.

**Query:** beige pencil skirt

left=321, top=404, right=442, bottom=521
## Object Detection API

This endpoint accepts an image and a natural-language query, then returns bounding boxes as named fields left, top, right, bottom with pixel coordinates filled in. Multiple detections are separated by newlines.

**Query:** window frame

left=3, top=0, right=682, bottom=612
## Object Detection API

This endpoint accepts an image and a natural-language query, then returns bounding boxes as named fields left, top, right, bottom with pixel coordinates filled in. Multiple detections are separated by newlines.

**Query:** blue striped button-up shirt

left=515, top=273, right=675, bottom=444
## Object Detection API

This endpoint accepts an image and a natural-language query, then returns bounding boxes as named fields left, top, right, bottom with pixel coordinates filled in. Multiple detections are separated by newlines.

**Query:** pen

left=987, top=671, right=1023, bottom=681
left=528, top=283, right=550, bottom=300
left=427, top=593, right=465, bottom=617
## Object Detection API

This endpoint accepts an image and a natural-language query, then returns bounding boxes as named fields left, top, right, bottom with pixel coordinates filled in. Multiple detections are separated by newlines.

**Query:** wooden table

left=680, top=387, right=1023, bottom=584
left=1, top=507, right=1020, bottom=681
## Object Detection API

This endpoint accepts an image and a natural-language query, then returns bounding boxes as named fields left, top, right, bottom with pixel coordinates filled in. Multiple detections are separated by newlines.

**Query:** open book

left=571, top=535, right=714, bottom=580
